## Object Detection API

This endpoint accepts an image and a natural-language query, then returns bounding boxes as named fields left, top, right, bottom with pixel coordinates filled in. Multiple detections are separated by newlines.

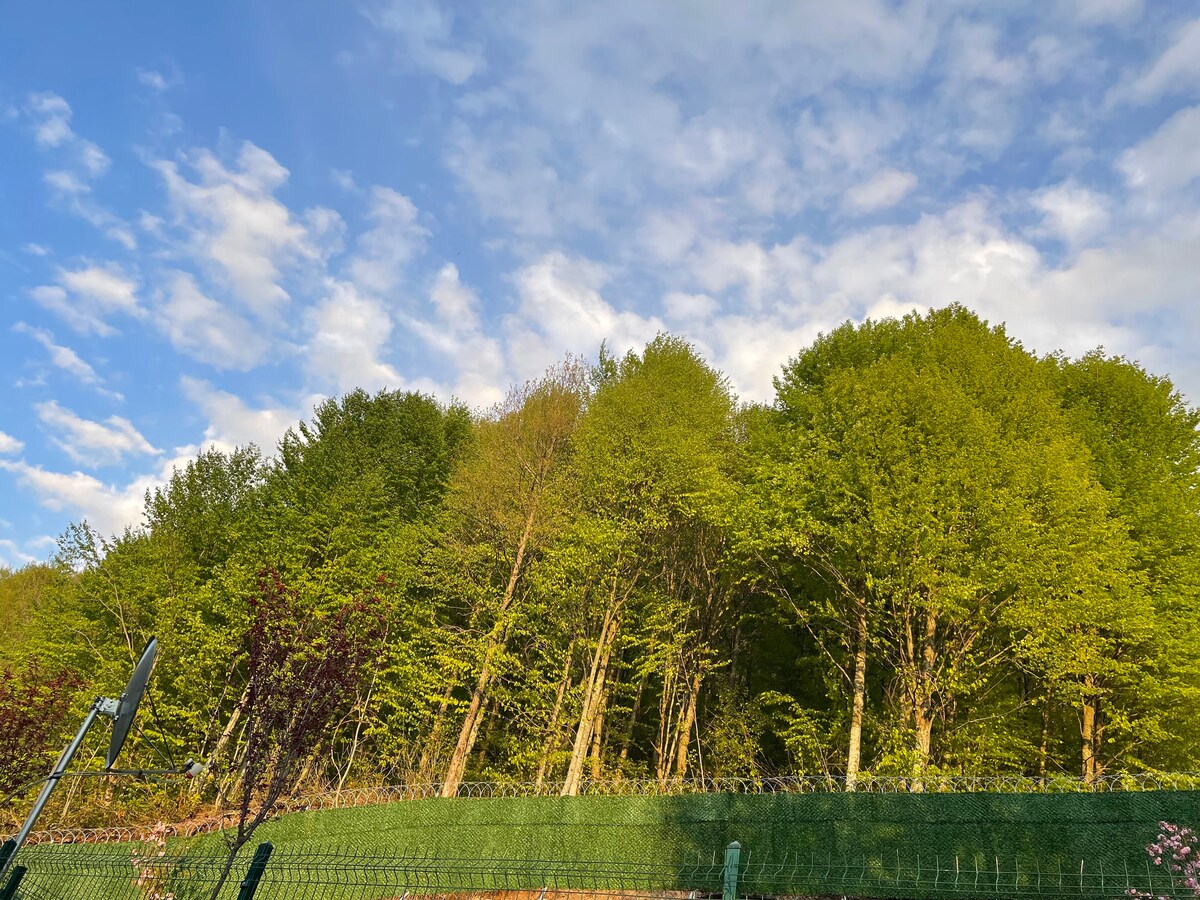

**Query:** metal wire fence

left=5, top=843, right=1198, bottom=900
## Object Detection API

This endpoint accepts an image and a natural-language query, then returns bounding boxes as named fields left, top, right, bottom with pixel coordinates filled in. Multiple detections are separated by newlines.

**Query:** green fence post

left=0, top=841, right=13, bottom=874
left=236, top=842, right=274, bottom=900
left=0, top=866, right=26, bottom=900
left=722, top=841, right=742, bottom=900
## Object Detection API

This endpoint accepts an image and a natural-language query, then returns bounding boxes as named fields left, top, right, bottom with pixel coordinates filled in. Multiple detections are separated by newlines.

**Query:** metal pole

left=236, top=842, right=274, bottom=900
left=722, top=840, right=742, bottom=900
left=0, top=701, right=101, bottom=883
left=0, top=866, right=25, bottom=900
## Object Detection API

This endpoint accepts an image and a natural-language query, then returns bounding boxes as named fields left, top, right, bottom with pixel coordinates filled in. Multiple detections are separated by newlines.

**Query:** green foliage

left=6, top=312, right=1200, bottom=826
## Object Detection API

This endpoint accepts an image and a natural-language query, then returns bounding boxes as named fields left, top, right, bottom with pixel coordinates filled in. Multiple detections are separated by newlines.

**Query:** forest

left=3, top=305, right=1200, bottom=827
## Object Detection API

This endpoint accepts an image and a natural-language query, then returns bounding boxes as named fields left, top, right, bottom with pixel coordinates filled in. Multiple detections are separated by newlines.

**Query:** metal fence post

left=722, top=840, right=741, bottom=900
left=236, top=842, right=274, bottom=900
left=0, top=866, right=26, bottom=900
left=0, top=841, right=13, bottom=874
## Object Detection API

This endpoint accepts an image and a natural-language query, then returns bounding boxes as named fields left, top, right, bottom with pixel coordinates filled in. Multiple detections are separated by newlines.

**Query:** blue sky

left=2, top=0, right=1200, bottom=565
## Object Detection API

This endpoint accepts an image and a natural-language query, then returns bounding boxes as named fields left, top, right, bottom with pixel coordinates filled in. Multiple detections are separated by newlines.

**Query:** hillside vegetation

left=3, top=305, right=1200, bottom=828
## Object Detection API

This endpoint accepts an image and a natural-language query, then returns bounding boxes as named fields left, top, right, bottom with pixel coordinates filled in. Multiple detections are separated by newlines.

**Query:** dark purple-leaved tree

left=210, top=569, right=384, bottom=898
left=0, top=662, right=84, bottom=800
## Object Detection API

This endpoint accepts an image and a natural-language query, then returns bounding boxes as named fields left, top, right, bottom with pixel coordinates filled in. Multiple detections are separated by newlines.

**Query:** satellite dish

left=106, top=637, right=157, bottom=770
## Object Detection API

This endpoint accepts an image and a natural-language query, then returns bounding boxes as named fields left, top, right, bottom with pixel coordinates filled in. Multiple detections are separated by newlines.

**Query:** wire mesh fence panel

left=11, top=846, right=244, bottom=900
left=5, top=846, right=1200, bottom=900
left=250, top=853, right=724, bottom=900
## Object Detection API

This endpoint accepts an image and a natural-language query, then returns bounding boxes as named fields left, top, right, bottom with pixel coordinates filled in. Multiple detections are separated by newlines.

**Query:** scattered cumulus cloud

left=35, top=400, right=159, bottom=467
left=12, top=322, right=116, bottom=395
left=1118, top=17, right=1200, bottom=104
left=153, top=141, right=318, bottom=317
left=363, top=0, right=485, bottom=84
left=157, top=271, right=270, bottom=370
left=180, top=376, right=311, bottom=453
left=0, top=433, right=24, bottom=455
left=29, top=264, right=142, bottom=335
left=1118, top=105, right=1200, bottom=195
left=844, top=169, right=919, bottom=213
left=4, top=1, right=1200, bottom=554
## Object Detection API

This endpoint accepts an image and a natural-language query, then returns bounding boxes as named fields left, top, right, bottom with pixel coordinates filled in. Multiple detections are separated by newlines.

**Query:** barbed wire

left=19, top=771, right=1200, bottom=846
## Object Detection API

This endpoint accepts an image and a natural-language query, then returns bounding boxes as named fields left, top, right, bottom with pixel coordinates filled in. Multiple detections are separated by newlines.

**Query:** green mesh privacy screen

left=10, top=790, right=1200, bottom=899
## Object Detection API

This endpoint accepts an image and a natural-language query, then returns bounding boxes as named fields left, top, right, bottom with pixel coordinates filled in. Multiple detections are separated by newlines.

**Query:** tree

left=547, top=336, right=742, bottom=793
left=210, top=570, right=384, bottom=898
left=766, top=307, right=1145, bottom=782
left=435, top=361, right=587, bottom=796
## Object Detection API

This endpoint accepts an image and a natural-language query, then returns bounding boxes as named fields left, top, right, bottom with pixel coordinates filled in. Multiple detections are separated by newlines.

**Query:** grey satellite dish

left=1, top=637, right=160, bottom=886
left=106, top=637, right=157, bottom=769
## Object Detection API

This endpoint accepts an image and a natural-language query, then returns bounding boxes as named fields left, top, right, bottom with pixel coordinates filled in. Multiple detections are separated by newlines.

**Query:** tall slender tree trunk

left=535, top=639, right=576, bottom=787
left=911, top=610, right=938, bottom=789
left=588, top=679, right=610, bottom=780
left=619, top=676, right=647, bottom=762
left=203, top=683, right=250, bottom=796
left=845, top=604, right=868, bottom=792
left=672, top=671, right=703, bottom=779
left=1038, top=692, right=1051, bottom=781
left=475, top=697, right=502, bottom=767
left=1081, top=676, right=1100, bottom=784
left=562, top=597, right=622, bottom=796
left=441, top=503, right=539, bottom=797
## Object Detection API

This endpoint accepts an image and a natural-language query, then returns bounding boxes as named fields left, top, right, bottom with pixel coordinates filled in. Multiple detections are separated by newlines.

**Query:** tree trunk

left=474, top=696, right=502, bottom=768
left=672, top=671, right=703, bottom=779
left=535, top=639, right=576, bottom=787
left=441, top=502, right=539, bottom=797
left=588, top=680, right=609, bottom=780
left=1038, top=692, right=1051, bottom=781
left=911, top=610, right=938, bottom=788
left=1081, top=676, right=1100, bottom=784
left=202, top=683, right=250, bottom=796
left=845, top=604, right=868, bottom=792
left=561, top=599, right=621, bottom=796
left=619, top=676, right=647, bottom=762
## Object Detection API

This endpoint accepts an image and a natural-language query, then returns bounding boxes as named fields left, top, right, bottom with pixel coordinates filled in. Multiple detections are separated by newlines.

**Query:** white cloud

left=844, top=169, right=918, bottom=213
left=41, top=171, right=136, bottom=250
left=30, top=264, right=141, bottom=335
left=20, top=93, right=132, bottom=247
left=304, top=279, right=404, bottom=392
left=0, top=459, right=142, bottom=536
left=1120, top=17, right=1200, bottom=103
left=22, top=243, right=49, bottom=256
left=157, top=271, right=270, bottom=370
left=505, top=252, right=664, bottom=383
left=136, top=67, right=181, bottom=93
left=0, top=432, right=24, bottom=454
left=1118, top=105, right=1200, bottom=195
left=1064, top=0, right=1143, bottom=25
left=663, top=291, right=719, bottom=322
left=180, top=376, right=308, bottom=453
left=407, top=264, right=505, bottom=406
left=0, top=539, right=37, bottom=568
left=1031, top=182, right=1110, bottom=247
left=0, top=454, right=202, bottom=539
left=35, top=400, right=159, bottom=467
left=153, top=141, right=318, bottom=317
left=12, top=322, right=112, bottom=393
left=363, top=0, right=485, bottom=84
left=347, top=186, right=428, bottom=295
left=25, top=92, right=75, bottom=148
